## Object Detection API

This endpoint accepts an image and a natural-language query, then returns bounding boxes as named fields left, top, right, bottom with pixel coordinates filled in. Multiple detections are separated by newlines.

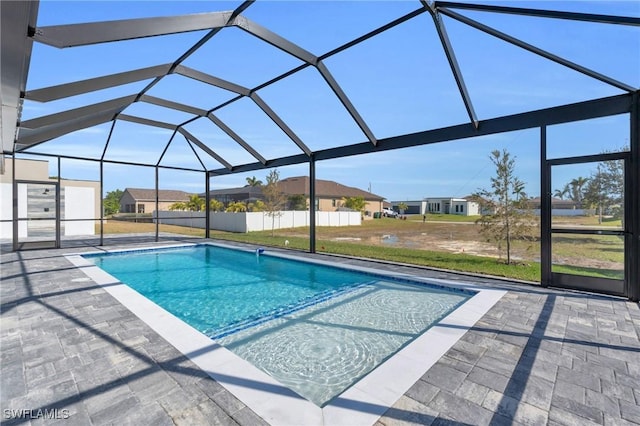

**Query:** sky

left=17, top=0, right=640, bottom=201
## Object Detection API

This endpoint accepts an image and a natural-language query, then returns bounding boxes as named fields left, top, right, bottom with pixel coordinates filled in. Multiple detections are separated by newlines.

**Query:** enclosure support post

left=56, top=157, right=61, bottom=248
left=205, top=172, right=210, bottom=239
left=12, top=155, right=17, bottom=252
left=309, top=155, right=316, bottom=253
left=540, top=126, right=551, bottom=288
left=155, top=166, right=159, bottom=243
left=629, top=92, right=639, bottom=302
left=100, top=160, right=104, bottom=246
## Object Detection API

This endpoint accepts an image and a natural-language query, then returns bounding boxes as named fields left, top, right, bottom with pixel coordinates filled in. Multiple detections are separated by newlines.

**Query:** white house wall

left=0, top=183, right=97, bottom=238
left=63, top=186, right=96, bottom=236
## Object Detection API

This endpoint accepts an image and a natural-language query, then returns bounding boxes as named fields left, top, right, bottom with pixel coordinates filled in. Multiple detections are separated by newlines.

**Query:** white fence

left=532, top=209, right=596, bottom=217
left=154, top=210, right=361, bottom=232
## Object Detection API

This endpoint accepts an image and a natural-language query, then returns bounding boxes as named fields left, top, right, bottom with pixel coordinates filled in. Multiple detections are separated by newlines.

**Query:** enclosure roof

left=1, top=1, right=638, bottom=175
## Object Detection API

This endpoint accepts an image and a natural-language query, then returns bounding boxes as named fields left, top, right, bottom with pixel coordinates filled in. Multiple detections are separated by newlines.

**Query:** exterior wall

left=0, top=158, right=49, bottom=182
left=310, top=197, right=382, bottom=218
left=154, top=210, right=361, bottom=232
left=425, top=198, right=479, bottom=216
left=63, top=186, right=96, bottom=235
left=119, top=192, right=136, bottom=213
left=0, top=159, right=99, bottom=239
left=120, top=192, right=188, bottom=213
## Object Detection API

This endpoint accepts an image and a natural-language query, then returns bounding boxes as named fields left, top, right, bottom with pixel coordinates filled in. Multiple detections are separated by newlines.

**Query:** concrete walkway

left=1, top=236, right=639, bottom=425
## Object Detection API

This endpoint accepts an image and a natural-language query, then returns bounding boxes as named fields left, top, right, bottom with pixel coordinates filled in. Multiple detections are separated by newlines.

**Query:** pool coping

left=66, top=242, right=506, bottom=426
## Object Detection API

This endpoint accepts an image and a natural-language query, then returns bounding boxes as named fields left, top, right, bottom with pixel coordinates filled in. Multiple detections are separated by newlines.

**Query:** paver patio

left=1, top=235, right=639, bottom=425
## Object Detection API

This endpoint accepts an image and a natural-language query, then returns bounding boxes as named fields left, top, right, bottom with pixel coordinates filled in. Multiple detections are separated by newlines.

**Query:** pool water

left=86, top=244, right=474, bottom=406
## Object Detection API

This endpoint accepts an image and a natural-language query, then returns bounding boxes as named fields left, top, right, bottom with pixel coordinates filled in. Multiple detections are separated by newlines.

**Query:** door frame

left=13, top=179, right=61, bottom=250
left=542, top=151, right=630, bottom=297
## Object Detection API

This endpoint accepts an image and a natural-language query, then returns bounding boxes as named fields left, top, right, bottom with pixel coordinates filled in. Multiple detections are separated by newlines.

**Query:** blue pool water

left=85, top=244, right=475, bottom=406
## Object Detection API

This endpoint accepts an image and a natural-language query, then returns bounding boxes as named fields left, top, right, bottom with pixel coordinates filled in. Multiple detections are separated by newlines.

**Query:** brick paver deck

left=2, top=236, right=639, bottom=425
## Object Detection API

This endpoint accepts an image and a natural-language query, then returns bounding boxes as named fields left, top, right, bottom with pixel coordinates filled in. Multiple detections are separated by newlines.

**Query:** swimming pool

left=70, top=242, right=506, bottom=425
left=84, top=244, right=473, bottom=406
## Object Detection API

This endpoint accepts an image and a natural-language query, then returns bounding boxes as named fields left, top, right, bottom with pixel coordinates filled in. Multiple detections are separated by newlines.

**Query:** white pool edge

left=66, top=243, right=506, bottom=426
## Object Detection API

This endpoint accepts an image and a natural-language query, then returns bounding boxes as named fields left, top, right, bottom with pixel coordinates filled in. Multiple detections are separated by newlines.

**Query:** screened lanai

left=1, top=0, right=639, bottom=300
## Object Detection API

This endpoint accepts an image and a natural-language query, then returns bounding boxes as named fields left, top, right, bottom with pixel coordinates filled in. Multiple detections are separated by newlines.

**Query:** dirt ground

left=281, top=219, right=622, bottom=270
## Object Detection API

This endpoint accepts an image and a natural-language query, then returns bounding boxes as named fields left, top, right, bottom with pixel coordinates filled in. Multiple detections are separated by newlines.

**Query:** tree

left=582, top=153, right=625, bottom=223
left=262, top=169, right=288, bottom=236
left=225, top=201, right=247, bottom=212
left=209, top=199, right=224, bottom=212
left=474, top=149, right=536, bottom=265
left=246, top=176, right=263, bottom=187
left=397, top=202, right=409, bottom=214
left=288, top=194, right=308, bottom=211
left=103, top=189, right=123, bottom=216
left=168, top=202, right=187, bottom=211
left=342, top=196, right=366, bottom=216
left=553, top=184, right=570, bottom=200
left=169, top=194, right=205, bottom=212
left=568, top=176, right=589, bottom=207
left=247, top=200, right=265, bottom=212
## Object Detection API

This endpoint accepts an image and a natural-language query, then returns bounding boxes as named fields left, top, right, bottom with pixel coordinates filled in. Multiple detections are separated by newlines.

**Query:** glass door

left=15, top=181, right=60, bottom=250
left=545, top=153, right=629, bottom=296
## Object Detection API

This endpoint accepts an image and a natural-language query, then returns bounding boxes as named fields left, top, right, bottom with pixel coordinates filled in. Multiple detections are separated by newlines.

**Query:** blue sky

left=20, top=1, right=639, bottom=201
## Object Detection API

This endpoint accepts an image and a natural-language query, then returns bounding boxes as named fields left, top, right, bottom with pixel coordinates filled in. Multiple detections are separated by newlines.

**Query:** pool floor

left=66, top=242, right=507, bottom=425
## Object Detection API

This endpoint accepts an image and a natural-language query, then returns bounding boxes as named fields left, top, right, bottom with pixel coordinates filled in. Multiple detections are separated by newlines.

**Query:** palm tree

left=397, top=202, right=409, bottom=215
left=553, top=184, right=570, bottom=200
left=246, top=176, right=263, bottom=187
left=185, top=194, right=205, bottom=211
left=569, top=177, right=589, bottom=207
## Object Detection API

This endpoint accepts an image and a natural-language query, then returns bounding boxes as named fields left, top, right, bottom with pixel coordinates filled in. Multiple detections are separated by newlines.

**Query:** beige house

left=277, top=176, right=385, bottom=217
left=119, top=188, right=191, bottom=214
left=205, top=176, right=385, bottom=217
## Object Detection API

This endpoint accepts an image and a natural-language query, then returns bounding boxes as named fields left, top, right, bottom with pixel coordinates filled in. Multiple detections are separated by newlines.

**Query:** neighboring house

left=0, top=158, right=100, bottom=238
left=424, top=196, right=482, bottom=216
left=528, top=197, right=595, bottom=216
left=119, top=188, right=191, bottom=214
left=529, top=197, right=579, bottom=210
left=205, top=176, right=386, bottom=216
left=389, top=200, right=427, bottom=215
left=276, top=176, right=385, bottom=216
left=206, top=185, right=264, bottom=205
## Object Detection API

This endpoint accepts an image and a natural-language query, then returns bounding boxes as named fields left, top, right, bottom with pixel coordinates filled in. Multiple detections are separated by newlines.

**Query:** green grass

left=101, top=221, right=624, bottom=283
left=209, top=229, right=540, bottom=281
left=552, top=265, right=624, bottom=280
left=417, top=214, right=480, bottom=223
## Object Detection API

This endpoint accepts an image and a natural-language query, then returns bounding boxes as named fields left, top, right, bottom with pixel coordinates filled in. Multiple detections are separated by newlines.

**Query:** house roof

left=205, top=177, right=383, bottom=201
left=277, top=177, right=384, bottom=201
left=206, top=185, right=263, bottom=198
left=124, top=188, right=191, bottom=202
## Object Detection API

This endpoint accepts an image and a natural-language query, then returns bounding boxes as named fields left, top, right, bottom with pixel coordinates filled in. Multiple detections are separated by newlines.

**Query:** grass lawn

left=98, top=217, right=623, bottom=282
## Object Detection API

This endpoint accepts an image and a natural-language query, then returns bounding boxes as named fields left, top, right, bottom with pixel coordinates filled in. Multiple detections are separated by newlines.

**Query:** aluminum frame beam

left=439, top=7, right=636, bottom=93
left=178, top=128, right=232, bottom=170
left=118, top=114, right=177, bottom=130
left=435, top=1, right=640, bottom=26
left=175, top=65, right=251, bottom=96
left=140, top=94, right=208, bottom=116
left=25, top=64, right=173, bottom=102
left=233, top=15, right=378, bottom=146
left=20, top=95, right=137, bottom=129
left=207, top=93, right=634, bottom=176
left=33, top=12, right=233, bottom=47
left=207, top=113, right=267, bottom=164
left=16, top=109, right=117, bottom=150
left=249, top=93, right=311, bottom=156
left=425, top=2, right=478, bottom=129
